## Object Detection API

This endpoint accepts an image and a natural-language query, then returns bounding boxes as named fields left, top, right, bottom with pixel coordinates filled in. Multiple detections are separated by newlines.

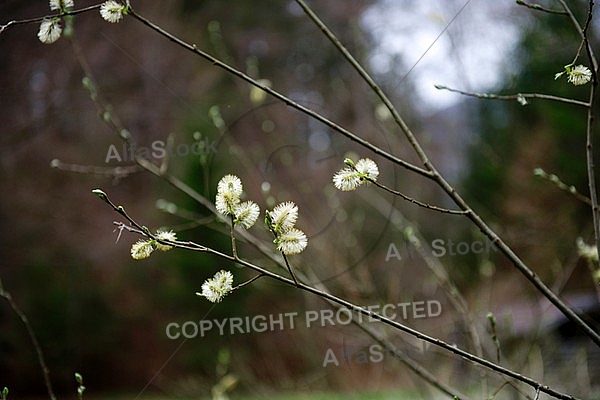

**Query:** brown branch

left=534, top=168, right=594, bottom=207
left=98, top=193, right=580, bottom=400
left=0, top=278, right=56, bottom=400
left=0, top=4, right=101, bottom=34
left=50, top=159, right=143, bottom=179
left=36, top=2, right=596, bottom=395
left=369, top=179, right=468, bottom=215
left=124, top=7, right=433, bottom=180
left=294, top=0, right=600, bottom=347
left=515, top=0, right=568, bottom=15
left=349, top=313, right=471, bottom=400
left=557, top=0, right=600, bottom=288
left=293, top=0, right=440, bottom=174
left=585, top=76, right=600, bottom=279
left=435, top=84, right=590, bottom=107
left=582, top=0, right=600, bottom=285
left=558, top=0, right=598, bottom=72
left=233, top=273, right=265, bottom=291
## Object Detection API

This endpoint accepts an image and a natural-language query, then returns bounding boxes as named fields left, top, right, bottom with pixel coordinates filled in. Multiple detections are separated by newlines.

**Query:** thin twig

left=8, top=5, right=493, bottom=398
left=93, top=189, right=146, bottom=232
left=585, top=81, right=600, bottom=277
left=282, top=253, right=299, bottom=286
left=349, top=312, right=471, bottom=400
left=230, top=214, right=238, bottom=260
left=362, top=187, right=487, bottom=384
left=558, top=0, right=598, bottom=72
left=490, top=380, right=536, bottom=400
left=533, top=168, right=594, bottom=207
left=121, top=165, right=470, bottom=397
left=582, top=0, right=600, bottom=279
left=99, top=193, right=579, bottom=400
left=516, top=0, right=568, bottom=15
left=487, top=312, right=501, bottom=364
left=0, top=4, right=101, bottom=34
left=369, top=179, right=468, bottom=215
left=558, top=0, right=600, bottom=285
left=0, top=278, right=56, bottom=400
left=113, top=221, right=205, bottom=252
left=28, top=1, right=595, bottom=395
left=50, top=159, right=143, bottom=179
left=580, top=0, right=599, bottom=79
left=435, top=84, right=590, bottom=107
left=233, top=273, right=265, bottom=291
left=124, top=7, right=433, bottom=179
left=437, top=172, right=600, bottom=347
left=69, top=34, right=131, bottom=145
left=293, top=0, right=600, bottom=347
left=93, top=189, right=187, bottom=253
left=290, top=259, right=470, bottom=399
left=489, top=382, right=510, bottom=400
left=293, top=0, right=436, bottom=174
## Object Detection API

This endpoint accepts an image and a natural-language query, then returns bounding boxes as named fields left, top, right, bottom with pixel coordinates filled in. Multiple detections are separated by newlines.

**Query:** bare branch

left=0, top=278, right=56, bottom=400
left=50, top=159, right=143, bottom=179
left=295, top=0, right=600, bottom=348
left=557, top=0, right=600, bottom=283
left=557, top=0, right=598, bottom=72
left=125, top=7, right=433, bottom=180
left=0, top=4, right=101, bottom=34
left=294, top=0, right=443, bottom=173
left=100, top=193, right=580, bottom=400
left=515, top=0, right=568, bottom=15
left=369, top=179, right=468, bottom=215
left=233, top=273, right=266, bottom=291
left=435, top=84, right=590, bottom=107
left=533, top=168, right=594, bottom=207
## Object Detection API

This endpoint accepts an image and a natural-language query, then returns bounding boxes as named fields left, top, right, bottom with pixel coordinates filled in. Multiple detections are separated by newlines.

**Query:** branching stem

left=0, top=278, right=56, bottom=400
left=101, top=193, right=579, bottom=400
left=368, top=178, right=468, bottom=215
left=296, top=0, right=600, bottom=347
left=125, top=8, right=432, bottom=179
left=516, top=0, right=569, bottom=15
left=435, top=85, right=590, bottom=107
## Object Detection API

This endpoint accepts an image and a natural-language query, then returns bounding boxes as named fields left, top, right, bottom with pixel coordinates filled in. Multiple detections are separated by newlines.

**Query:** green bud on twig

left=75, top=372, right=85, bottom=399
left=91, top=189, right=107, bottom=201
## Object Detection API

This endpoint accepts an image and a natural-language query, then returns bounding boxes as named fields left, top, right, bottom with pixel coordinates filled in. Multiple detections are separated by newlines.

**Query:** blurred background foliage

left=0, top=0, right=598, bottom=398
left=463, top=0, right=599, bottom=289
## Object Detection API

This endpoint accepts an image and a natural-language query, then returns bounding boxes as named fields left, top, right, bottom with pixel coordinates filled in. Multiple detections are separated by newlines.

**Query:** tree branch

left=296, top=0, right=600, bottom=348
left=0, top=278, right=56, bottom=400
left=99, top=192, right=580, bottom=400
left=369, top=178, right=468, bottom=215
left=515, top=0, right=568, bottom=15
left=0, top=4, right=101, bottom=34
left=435, top=84, right=590, bottom=107
left=125, top=7, right=433, bottom=180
